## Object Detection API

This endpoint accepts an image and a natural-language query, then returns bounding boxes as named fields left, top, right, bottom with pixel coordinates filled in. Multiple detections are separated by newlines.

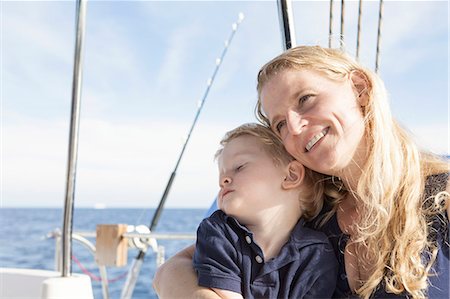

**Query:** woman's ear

left=350, top=70, right=369, bottom=107
left=282, top=160, right=305, bottom=190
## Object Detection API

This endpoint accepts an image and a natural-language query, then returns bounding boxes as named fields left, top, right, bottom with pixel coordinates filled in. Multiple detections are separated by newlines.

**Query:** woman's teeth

left=306, top=127, right=329, bottom=152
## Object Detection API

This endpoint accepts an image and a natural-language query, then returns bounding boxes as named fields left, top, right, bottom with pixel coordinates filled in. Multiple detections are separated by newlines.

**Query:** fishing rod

left=120, top=13, right=245, bottom=299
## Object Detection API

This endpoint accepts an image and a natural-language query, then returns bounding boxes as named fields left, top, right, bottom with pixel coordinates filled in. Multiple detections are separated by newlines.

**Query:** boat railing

left=68, top=231, right=196, bottom=240
left=48, top=228, right=196, bottom=268
left=47, top=228, right=196, bottom=299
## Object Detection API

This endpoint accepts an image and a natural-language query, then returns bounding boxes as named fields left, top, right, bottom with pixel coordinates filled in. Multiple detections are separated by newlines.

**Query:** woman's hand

left=152, top=244, right=221, bottom=299
left=212, top=288, right=244, bottom=299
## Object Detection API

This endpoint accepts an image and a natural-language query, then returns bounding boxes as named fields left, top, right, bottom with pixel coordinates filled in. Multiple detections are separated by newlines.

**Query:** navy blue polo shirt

left=193, top=210, right=338, bottom=299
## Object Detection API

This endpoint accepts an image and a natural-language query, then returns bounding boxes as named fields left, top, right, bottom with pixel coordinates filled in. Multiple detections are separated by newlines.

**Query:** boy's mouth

left=221, top=189, right=234, bottom=199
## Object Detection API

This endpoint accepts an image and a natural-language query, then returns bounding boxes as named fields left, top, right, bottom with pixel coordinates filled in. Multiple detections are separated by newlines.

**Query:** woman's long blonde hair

left=256, top=46, right=449, bottom=298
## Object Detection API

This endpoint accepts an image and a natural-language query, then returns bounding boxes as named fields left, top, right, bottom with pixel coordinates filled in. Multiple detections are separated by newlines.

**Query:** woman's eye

left=299, top=94, right=312, bottom=105
left=275, top=120, right=286, bottom=134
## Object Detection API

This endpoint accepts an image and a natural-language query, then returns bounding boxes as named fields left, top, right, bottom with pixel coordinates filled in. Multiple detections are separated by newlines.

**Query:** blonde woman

left=153, top=46, right=449, bottom=298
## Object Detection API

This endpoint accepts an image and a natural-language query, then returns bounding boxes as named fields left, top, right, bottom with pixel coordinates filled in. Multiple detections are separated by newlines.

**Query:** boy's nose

left=220, top=176, right=232, bottom=187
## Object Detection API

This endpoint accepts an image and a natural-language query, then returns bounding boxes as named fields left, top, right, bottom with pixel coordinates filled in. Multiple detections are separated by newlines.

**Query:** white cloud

left=409, top=123, right=449, bottom=156
left=155, top=23, right=203, bottom=97
left=3, top=2, right=74, bottom=109
left=374, top=2, right=447, bottom=75
left=3, top=2, right=73, bottom=64
left=2, top=117, right=232, bottom=208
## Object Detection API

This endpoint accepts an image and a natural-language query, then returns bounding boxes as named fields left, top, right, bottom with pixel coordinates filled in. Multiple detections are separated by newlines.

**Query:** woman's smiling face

left=260, top=68, right=367, bottom=176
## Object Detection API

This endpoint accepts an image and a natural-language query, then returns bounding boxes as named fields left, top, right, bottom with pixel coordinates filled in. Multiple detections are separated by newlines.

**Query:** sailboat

left=1, top=1, right=447, bottom=298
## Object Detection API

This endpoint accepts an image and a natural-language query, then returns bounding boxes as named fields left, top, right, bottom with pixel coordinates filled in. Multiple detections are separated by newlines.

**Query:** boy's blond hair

left=216, top=123, right=326, bottom=220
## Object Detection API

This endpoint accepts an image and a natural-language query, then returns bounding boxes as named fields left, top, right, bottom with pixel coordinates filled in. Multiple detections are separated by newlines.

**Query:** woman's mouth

left=305, top=127, right=330, bottom=152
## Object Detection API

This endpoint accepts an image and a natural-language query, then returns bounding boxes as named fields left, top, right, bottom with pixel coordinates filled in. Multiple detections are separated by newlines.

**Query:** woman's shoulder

left=305, top=200, right=342, bottom=235
left=423, top=172, right=449, bottom=221
left=422, top=173, right=449, bottom=244
left=424, top=172, right=449, bottom=199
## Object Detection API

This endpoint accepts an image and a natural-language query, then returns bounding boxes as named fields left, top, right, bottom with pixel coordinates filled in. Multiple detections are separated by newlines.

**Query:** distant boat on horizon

left=93, top=203, right=106, bottom=209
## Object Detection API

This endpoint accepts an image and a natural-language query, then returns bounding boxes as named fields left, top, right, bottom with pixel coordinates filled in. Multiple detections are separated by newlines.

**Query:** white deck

left=0, top=268, right=93, bottom=299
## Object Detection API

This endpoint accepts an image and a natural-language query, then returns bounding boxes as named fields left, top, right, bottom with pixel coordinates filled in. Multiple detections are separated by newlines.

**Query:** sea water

left=0, top=208, right=206, bottom=299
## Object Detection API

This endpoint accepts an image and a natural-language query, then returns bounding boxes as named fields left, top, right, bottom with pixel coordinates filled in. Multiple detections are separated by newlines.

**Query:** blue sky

left=2, top=0, right=448, bottom=208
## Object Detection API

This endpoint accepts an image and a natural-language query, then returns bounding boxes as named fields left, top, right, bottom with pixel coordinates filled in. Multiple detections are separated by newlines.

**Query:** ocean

left=0, top=208, right=207, bottom=299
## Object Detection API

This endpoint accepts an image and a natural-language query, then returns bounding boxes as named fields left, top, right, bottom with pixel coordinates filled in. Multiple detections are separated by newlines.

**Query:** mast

left=61, top=0, right=88, bottom=277
left=277, top=0, right=296, bottom=50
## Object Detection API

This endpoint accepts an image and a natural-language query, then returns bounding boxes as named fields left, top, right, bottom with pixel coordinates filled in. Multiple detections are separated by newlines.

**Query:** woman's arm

left=152, top=244, right=220, bottom=299
left=212, top=288, right=244, bottom=299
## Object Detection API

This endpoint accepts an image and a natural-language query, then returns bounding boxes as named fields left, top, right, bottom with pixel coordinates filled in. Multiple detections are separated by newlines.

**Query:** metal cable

left=329, top=0, right=333, bottom=48
left=356, top=0, right=363, bottom=60
left=340, top=0, right=345, bottom=49
left=375, top=0, right=384, bottom=73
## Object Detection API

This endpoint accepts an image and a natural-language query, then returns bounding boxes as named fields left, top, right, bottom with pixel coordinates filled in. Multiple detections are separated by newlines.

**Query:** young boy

left=193, top=123, right=337, bottom=299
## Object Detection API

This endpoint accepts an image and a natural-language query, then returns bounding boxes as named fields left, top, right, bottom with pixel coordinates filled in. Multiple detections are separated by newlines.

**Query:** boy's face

left=217, top=135, right=290, bottom=224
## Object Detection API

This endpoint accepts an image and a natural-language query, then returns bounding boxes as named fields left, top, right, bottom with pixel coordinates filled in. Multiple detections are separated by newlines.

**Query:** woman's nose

left=286, top=110, right=305, bottom=135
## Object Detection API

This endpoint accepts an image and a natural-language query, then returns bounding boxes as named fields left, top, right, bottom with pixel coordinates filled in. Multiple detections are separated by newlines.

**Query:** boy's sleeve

left=193, top=214, right=242, bottom=294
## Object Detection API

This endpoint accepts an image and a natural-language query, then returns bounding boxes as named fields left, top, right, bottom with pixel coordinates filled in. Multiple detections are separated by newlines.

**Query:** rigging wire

left=375, top=0, right=384, bottom=73
left=340, top=0, right=345, bottom=49
left=72, top=255, right=128, bottom=283
left=328, top=0, right=334, bottom=48
left=356, top=0, right=363, bottom=60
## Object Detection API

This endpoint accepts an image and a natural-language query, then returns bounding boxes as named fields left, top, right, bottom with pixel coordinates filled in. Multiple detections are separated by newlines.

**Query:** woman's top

left=308, top=173, right=449, bottom=298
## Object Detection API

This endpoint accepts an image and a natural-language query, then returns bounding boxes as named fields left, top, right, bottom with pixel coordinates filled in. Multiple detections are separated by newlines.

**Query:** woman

left=153, top=46, right=449, bottom=298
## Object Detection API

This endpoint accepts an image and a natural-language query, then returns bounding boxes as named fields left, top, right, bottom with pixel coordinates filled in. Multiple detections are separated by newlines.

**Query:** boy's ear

left=350, top=70, right=369, bottom=107
left=282, top=160, right=305, bottom=190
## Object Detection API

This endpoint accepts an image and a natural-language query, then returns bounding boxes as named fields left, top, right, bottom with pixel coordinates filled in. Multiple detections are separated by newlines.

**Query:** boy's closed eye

left=235, top=163, right=246, bottom=172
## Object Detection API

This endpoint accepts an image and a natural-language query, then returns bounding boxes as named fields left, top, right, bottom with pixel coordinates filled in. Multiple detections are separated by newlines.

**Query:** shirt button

left=245, top=236, right=252, bottom=244
left=255, top=255, right=263, bottom=263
